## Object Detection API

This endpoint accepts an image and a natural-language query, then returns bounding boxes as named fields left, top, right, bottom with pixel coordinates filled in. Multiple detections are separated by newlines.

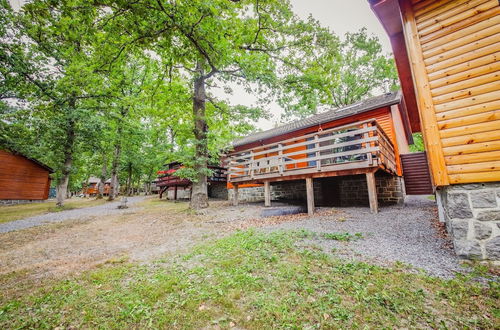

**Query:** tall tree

left=93, top=0, right=332, bottom=209
left=3, top=0, right=106, bottom=206
left=280, top=28, right=399, bottom=119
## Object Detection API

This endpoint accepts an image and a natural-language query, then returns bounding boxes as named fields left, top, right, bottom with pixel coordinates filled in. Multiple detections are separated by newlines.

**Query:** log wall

left=0, top=150, right=51, bottom=200
left=402, top=0, right=500, bottom=185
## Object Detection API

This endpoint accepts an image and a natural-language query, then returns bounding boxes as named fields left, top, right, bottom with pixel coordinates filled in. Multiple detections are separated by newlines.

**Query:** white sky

left=8, top=0, right=392, bottom=130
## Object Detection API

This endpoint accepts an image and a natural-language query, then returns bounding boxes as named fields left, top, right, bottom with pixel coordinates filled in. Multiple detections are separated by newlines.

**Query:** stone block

left=477, top=210, right=500, bottom=221
left=471, top=190, right=497, bottom=208
left=485, top=236, right=500, bottom=260
left=454, top=183, right=484, bottom=190
left=474, top=222, right=492, bottom=240
left=451, top=220, right=469, bottom=239
left=446, top=193, right=473, bottom=219
left=454, top=240, right=483, bottom=260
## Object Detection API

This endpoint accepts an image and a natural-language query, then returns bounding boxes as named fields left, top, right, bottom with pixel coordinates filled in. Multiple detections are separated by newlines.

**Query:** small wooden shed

left=0, top=149, right=54, bottom=202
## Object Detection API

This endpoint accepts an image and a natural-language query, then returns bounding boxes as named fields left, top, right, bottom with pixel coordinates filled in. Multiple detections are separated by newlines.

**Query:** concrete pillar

left=366, top=172, right=378, bottom=214
left=306, top=177, right=314, bottom=216
left=233, top=184, right=239, bottom=206
left=264, top=181, right=271, bottom=207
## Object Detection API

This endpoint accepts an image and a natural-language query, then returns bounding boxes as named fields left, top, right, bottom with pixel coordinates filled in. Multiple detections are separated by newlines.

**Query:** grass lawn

left=0, top=230, right=497, bottom=328
left=0, top=198, right=107, bottom=224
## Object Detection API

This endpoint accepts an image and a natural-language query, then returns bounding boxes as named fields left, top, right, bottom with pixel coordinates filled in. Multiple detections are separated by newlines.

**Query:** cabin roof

left=87, top=176, right=101, bottom=184
left=233, top=92, right=401, bottom=148
left=367, top=0, right=421, bottom=132
left=1, top=148, right=54, bottom=173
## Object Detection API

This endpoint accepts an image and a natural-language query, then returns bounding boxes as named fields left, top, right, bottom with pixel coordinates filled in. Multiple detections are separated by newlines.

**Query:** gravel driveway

left=0, top=196, right=146, bottom=233
left=262, top=196, right=464, bottom=278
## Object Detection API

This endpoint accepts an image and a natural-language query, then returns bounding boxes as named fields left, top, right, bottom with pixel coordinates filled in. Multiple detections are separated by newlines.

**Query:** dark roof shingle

left=233, top=92, right=401, bottom=147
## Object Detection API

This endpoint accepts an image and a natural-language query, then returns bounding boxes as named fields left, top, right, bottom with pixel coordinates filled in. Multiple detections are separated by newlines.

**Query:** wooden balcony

left=226, top=119, right=397, bottom=184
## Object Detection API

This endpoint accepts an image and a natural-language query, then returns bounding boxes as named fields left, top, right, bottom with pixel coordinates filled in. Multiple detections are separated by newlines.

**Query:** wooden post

left=363, top=123, right=373, bottom=166
left=314, top=134, right=321, bottom=171
left=250, top=151, right=254, bottom=179
left=305, top=177, right=314, bottom=216
left=233, top=184, right=239, bottom=206
left=278, top=143, right=284, bottom=175
left=174, top=185, right=178, bottom=200
left=366, top=172, right=378, bottom=214
left=264, top=181, right=271, bottom=207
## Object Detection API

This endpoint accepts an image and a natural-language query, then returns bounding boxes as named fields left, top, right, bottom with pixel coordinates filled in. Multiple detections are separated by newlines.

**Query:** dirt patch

left=0, top=198, right=275, bottom=297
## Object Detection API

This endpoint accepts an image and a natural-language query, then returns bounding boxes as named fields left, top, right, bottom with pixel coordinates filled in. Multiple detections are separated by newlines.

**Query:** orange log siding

left=0, top=150, right=52, bottom=200
left=401, top=0, right=500, bottom=185
left=233, top=107, right=403, bottom=176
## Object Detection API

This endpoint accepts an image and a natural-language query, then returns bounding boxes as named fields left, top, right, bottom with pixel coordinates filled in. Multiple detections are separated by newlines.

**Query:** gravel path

left=262, top=196, right=464, bottom=278
left=0, top=196, right=146, bottom=234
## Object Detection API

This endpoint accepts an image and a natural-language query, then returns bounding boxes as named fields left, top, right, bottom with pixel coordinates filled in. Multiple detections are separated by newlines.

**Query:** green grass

left=0, top=198, right=107, bottom=224
left=0, top=230, right=498, bottom=328
left=321, top=232, right=363, bottom=241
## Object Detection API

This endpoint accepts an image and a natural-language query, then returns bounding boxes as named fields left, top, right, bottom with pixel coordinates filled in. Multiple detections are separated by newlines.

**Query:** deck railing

left=225, top=119, right=396, bottom=183
left=157, top=166, right=227, bottom=187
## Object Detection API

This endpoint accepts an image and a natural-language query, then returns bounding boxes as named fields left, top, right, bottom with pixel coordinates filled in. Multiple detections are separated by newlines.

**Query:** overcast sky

left=8, top=0, right=391, bottom=129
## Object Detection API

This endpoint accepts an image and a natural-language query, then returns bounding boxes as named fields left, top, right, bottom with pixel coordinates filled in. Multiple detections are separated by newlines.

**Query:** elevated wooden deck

left=225, top=119, right=398, bottom=214
left=226, top=119, right=397, bottom=184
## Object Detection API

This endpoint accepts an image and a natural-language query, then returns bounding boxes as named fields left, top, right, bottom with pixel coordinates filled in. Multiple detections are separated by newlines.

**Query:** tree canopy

left=0, top=0, right=398, bottom=208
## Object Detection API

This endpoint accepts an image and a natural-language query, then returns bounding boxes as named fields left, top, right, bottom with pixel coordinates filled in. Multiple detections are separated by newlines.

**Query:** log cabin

left=157, top=162, right=228, bottom=200
left=369, top=0, right=500, bottom=260
left=225, top=92, right=415, bottom=214
left=83, top=177, right=111, bottom=196
left=0, top=149, right=53, bottom=204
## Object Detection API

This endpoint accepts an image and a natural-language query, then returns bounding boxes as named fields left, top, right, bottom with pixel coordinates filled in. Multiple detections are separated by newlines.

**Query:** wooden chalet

left=226, top=92, right=413, bottom=214
left=83, top=177, right=111, bottom=196
left=0, top=149, right=54, bottom=202
left=369, top=0, right=500, bottom=261
left=157, top=162, right=227, bottom=200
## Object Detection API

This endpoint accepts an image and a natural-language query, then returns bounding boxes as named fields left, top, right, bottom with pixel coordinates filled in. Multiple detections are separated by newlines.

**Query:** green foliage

left=0, top=230, right=497, bottom=328
left=321, top=232, right=363, bottom=241
left=280, top=28, right=399, bottom=119
left=1, top=0, right=402, bottom=201
left=410, top=133, right=425, bottom=152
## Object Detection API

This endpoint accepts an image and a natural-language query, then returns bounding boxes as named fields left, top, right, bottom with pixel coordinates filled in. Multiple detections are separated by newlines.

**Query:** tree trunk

left=108, top=107, right=126, bottom=201
left=108, top=142, right=120, bottom=201
left=97, top=154, right=107, bottom=199
left=126, top=163, right=132, bottom=196
left=189, top=61, right=209, bottom=210
left=56, top=115, right=75, bottom=207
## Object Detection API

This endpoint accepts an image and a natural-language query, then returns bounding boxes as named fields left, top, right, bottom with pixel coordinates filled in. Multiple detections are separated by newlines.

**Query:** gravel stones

left=0, top=196, right=146, bottom=233
left=261, top=196, right=464, bottom=278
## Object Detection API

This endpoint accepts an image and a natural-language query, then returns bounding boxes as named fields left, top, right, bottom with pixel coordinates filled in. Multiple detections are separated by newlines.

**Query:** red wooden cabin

left=0, top=149, right=53, bottom=203
left=157, top=162, right=227, bottom=200
left=83, top=177, right=111, bottom=196
left=225, top=92, right=415, bottom=214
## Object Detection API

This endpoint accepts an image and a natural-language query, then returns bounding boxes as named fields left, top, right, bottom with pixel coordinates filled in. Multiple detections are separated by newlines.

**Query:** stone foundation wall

left=227, top=180, right=323, bottom=204
left=166, top=187, right=190, bottom=200
left=228, top=186, right=265, bottom=203
left=0, top=199, right=47, bottom=206
left=439, top=182, right=500, bottom=261
left=339, top=174, right=404, bottom=206
left=208, top=182, right=228, bottom=199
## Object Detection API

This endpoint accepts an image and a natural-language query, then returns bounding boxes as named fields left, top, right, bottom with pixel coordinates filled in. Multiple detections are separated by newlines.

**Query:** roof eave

left=233, top=93, right=402, bottom=148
